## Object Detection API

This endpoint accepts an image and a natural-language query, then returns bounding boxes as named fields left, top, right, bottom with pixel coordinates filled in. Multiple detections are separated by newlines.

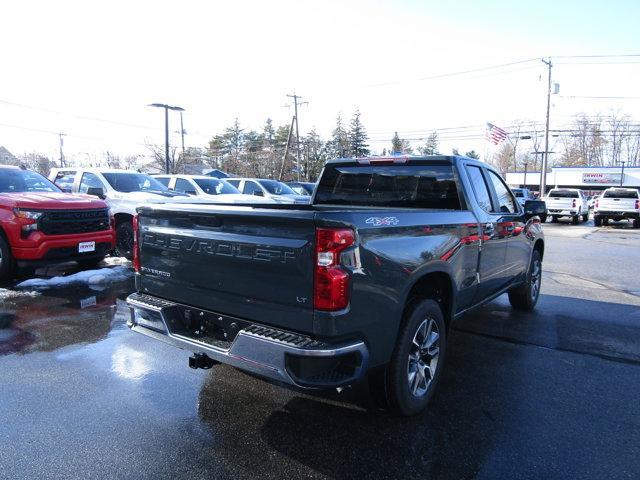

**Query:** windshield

left=258, top=180, right=296, bottom=195
left=512, top=189, right=524, bottom=197
left=0, top=168, right=60, bottom=193
left=193, top=178, right=240, bottom=195
left=603, top=189, right=639, bottom=199
left=548, top=189, right=579, bottom=198
left=102, top=173, right=168, bottom=193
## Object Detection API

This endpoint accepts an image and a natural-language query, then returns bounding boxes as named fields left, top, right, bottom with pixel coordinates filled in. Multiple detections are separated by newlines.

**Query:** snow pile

left=0, top=288, right=40, bottom=300
left=16, top=266, right=133, bottom=290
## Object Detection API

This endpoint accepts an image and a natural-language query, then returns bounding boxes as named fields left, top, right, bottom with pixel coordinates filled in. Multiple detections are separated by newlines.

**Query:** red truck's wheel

left=0, top=235, right=15, bottom=284
left=384, top=299, right=447, bottom=416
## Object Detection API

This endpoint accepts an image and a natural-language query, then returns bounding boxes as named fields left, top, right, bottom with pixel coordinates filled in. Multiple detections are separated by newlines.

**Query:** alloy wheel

left=407, top=317, right=440, bottom=397
left=530, top=259, right=541, bottom=301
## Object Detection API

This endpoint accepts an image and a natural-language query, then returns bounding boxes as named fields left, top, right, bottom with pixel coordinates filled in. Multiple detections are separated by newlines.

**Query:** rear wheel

left=582, top=212, right=589, bottom=222
left=0, top=236, right=15, bottom=284
left=594, top=216, right=602, bottom=227
left=381, top=299, right=446, bottom=416
left=115, top=221, right=134, bottom=260
left=551, top=216, right=558, bottom=223
left=508, top=249, right=542, bottom=311
left=603, top=218, right=609, bottom=226
left=572, top=215, right=579, bottom=225
left=633, top=218, right=640, bottom=229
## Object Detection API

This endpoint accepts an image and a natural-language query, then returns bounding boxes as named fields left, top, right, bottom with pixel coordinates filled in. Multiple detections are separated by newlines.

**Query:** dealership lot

left=0, top=222, right=639, bottom=480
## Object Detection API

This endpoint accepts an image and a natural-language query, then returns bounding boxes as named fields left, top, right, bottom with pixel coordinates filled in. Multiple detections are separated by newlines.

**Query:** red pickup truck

left=0, top=165, right=115, bottom=282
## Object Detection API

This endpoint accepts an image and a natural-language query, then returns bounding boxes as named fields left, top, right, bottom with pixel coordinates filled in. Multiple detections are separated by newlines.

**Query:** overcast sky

left=1, top=0, right=640, bottom=164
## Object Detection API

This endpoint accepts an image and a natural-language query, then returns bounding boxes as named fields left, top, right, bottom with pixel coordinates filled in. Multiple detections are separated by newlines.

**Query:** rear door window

left=174, top=178, right=196, bottom=194
left=53, top=171, right=77, bottom=191
left=315, top=163, right=461, bottom=209
left=79, top=172, right=104, bottom=193
left=487, top=170, right=517, bottom=214
left=243, top=181, right=261, bottom=195
left=465, top=165, right=494, bottom=212
left=155, top=177, right=170, bottom=187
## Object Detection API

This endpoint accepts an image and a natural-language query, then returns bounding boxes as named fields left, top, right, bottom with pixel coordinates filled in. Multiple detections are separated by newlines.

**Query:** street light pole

left=523, top=161, right=528, bottom=188
left=148, top=103, right=185, bottom=174
left=540, top=58, right=552, bottom=196
left=620, top=161, right=626, bottom=186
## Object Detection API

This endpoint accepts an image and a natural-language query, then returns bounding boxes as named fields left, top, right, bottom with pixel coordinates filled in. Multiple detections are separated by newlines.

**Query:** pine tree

left=419, top=131, right=439, bottom=155
left=465, top=150, right=480, bottom=159
left=349, top=109, right=370, bottom=158
left=329, top=114, right=349, bottom=158
left=391, top=132, right=402, bottom=154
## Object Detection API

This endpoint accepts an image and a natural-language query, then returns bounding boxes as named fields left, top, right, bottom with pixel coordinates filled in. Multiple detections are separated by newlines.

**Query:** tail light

left=635, top=200, right=639, bottom=210
left=314, top=227, right=354, bottom=311
left=572, top=199, right=577, bottom=208
left=595, top=199, right=599, bottom=209
left=132, top=215, right=140, bottom=273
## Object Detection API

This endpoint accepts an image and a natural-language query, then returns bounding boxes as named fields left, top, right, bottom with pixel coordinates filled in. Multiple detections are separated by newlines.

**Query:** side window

left=155, top=177, right=170, bottom=187
left=79, top=172, right=104, bottom=193
left=487, top=170, right=517, bottom=214
left=174, top=178, right=196, bottom=194
left=465, top=165, right=493, bottom=212
left=54, top=171, right=76, bottom=191
left=227, top=179, right=240, bottom=188
left=243, top=181, right=260, bottom=195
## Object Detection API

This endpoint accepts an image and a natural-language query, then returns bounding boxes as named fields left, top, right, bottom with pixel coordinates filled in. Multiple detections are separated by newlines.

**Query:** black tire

left=633, top=218, right=640, bottom=229
left=115, top=221, right=134, bottom=260
left=551, top=216, right=558, bottom=223
left=571, top=215, right=579, bottom=225
left=508, top=249, right=542, bottom=311
left=77, top=257, right=106, bottom=270
left=539, top=214, right=547, bottom=223
left=582, top=213, right=589, bottom=222
left=383, top=299, right=446, bottom=416
left=603, top=218, right=609, bottom=226
left=0, top=235, right=15, bottom=284
left=594, top=216, right=602, bottom=227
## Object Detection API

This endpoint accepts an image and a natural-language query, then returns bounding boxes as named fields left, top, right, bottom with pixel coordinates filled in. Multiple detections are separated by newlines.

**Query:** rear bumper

left=126, top=293, right=369, bottom=388
left=594, top=210, right=639, bottom=219
left=547, top=209, right=578, bottom=216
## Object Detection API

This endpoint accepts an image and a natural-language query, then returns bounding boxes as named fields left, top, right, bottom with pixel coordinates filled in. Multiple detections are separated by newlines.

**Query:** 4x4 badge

left=366, top=216, right=399, bottom=226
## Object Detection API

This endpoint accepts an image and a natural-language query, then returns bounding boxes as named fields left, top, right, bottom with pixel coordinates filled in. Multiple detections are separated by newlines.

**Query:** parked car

left=593, top=188, right=640, bottom=228
left=126, top=155, right=545, bottom=416
left=286, top=181, right=316, bottom=196
left=226, top=178, right=310, bottom=204
left=0, top=165, right=115, bottom=282
left=153, top=175, right=276, bottom=204
left=49, top=168, right=218, bottom=259
left=543, top=188, right=589, bottom=224
left=512, top=188, right=546, bottom=221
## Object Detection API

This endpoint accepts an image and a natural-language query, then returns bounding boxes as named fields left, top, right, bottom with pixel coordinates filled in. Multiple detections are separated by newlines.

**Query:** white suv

left=543, top=188, right=589, bottom=224
left=154, top=175, right=275, bottom=204
left=49, top=168, right=218, bottom=258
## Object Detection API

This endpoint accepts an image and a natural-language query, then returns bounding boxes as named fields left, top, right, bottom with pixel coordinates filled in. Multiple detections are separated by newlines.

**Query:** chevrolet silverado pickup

left=543, top=188, right=589, bottom=224
left=594, top=187, right=640, bottom=228
left=0, top=165, right=115, bottom=282
left=127, top=155, right=546, bottom=415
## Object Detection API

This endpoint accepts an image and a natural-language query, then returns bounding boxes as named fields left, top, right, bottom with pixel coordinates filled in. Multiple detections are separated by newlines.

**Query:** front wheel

left=0, top=236, right=15, bottom=284
left=383, top=299, right=446, bottom=416
left=508, top=249, right=542, bottom=311
left=115, top=221, right=134, bottom=260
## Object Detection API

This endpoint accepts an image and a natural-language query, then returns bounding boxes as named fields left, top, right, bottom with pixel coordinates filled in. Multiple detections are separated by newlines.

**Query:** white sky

left=1, top=0, right=640, bottom=165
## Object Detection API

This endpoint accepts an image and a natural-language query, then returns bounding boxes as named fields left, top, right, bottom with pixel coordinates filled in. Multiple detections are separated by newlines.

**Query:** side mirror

left=253, top=190, right=264, bottom=197
left=524, top=199, right=546, bottom=220
left=86, top=187, right=106, bottom=199
left=61, top=186, right=73, bottom=193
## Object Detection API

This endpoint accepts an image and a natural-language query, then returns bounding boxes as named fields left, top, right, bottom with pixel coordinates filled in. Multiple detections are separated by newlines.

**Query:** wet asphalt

left=1, top=220, right=639, bottom=480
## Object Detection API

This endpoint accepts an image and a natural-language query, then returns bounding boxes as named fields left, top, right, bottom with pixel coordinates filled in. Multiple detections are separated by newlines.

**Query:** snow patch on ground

left=0, top=288, right=41, bottom=300
left=16, top=266, right=133, bottom=290
left=102, top=256, right=131, bottom=266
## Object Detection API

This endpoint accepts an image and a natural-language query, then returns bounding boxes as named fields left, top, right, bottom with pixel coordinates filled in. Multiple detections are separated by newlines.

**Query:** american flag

left=485, top=122, right=508, bottom=145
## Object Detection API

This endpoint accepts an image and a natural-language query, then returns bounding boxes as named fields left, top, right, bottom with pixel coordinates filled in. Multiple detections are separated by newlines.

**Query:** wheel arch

left=533, top=238, right=544, bottom=261
left=401, top=268, right=456, bottom=332
left=113, top=212, right=133, bottom=226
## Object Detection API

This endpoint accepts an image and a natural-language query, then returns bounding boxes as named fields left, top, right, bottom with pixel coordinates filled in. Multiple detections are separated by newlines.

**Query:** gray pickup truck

left=127, top=155, right=546, bottom=415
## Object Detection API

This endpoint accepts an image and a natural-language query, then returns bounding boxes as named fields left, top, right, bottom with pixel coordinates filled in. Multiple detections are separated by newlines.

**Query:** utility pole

left=286, top=93, right=307, bottom=181
left=279, top=116, right=296, bottom=181
left=620, top=160, right=626, bottom=186
left=58, top=133, right=66, bottom=168
left=540, top=58, right=552, bottom=196
left=180, top=111, right=186, bottom=157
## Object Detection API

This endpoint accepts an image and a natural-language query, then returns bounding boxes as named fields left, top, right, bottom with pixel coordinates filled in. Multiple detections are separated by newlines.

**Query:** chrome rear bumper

left=126, top=293, right=368, bottom=388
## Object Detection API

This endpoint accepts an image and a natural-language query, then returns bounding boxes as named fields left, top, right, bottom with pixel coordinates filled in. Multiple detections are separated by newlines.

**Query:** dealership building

left=505, top=166, right=640, bottom=195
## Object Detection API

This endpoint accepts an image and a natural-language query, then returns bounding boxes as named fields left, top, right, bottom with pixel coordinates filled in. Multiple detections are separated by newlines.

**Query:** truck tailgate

left=136, top=205, right=316, bottom=332
left=598, top=198, right=637, bottom=211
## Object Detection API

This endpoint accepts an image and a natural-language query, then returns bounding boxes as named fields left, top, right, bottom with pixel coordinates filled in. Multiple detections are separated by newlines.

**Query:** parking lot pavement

left=1, top=227, right=640, bottom=480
